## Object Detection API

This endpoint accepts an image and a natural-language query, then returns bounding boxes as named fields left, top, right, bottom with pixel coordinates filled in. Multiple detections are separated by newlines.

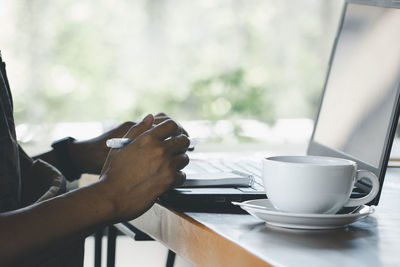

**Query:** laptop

left=160, top=0, right=400, bottom=209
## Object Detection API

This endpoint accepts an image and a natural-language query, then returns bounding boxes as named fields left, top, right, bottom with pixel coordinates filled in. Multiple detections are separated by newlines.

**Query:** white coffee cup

left=262, top=156, right=379, bottom=214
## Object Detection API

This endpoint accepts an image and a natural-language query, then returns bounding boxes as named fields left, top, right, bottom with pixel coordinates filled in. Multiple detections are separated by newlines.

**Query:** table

left=112, top=168, right=400, bottom=267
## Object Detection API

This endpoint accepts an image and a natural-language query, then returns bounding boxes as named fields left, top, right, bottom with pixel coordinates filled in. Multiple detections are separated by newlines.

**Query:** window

left=0, top=0, right=342, bottom=150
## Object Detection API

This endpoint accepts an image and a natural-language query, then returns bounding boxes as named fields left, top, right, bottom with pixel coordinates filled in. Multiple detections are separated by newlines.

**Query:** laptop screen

left=312, top=3, right=400, bottom=168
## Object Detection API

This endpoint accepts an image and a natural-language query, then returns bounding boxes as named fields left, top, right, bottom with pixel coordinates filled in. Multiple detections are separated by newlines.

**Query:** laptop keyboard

left=185, top=159, right=265, bottom=191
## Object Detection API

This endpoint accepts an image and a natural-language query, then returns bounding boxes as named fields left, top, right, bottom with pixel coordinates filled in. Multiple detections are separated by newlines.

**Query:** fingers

left=169, top=153, right=189, bottom=187
left=154, top=112, right=189, bottom=137
left=154, top=113, right=168, bottom=124
left=180, top=126, right=189, bottom=138
left=173, top=171, right=187, bottom=187
left=124, top=114, right=154, bottom=139
left=117, top=121, right=136, bottom=134
left=150, top=119, right=181, bottom=140
left=164, top=135, right=190, bottom=155
left=171, top=153, right=190, bottom=171
left=155, top=112, right=167, bottom=117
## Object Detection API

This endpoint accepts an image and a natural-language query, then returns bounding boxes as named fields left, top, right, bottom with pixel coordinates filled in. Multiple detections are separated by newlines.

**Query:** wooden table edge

left=117, top=203, right=274, bottom=267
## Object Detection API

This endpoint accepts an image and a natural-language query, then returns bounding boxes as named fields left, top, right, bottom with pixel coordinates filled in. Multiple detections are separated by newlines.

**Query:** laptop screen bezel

left=307, top=0, right=400, bottom=205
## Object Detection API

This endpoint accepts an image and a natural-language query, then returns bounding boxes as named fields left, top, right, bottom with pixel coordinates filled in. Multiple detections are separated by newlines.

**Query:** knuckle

left=165, top=119, right=179, bottom=131
left=182, top=153, right=190, bottom=165
left=181, top=171, right=186, bottom=181
left=175, top=154, right=189, bottom=170
left=181, top=135, right=190, bottom=147
left=176, top=171, right=186, bottom=185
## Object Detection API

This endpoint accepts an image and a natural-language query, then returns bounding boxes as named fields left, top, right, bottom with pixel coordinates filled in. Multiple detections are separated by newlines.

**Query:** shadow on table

left=159, top=201, right=248, bottom=214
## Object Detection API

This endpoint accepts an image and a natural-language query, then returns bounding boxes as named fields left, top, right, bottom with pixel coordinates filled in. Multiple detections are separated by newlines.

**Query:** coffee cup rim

left=264, top=155, right=356, bottom=167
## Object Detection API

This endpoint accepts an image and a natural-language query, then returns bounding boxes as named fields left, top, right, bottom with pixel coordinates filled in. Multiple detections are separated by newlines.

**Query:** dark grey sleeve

left=0, top=62, right=21, bottom=212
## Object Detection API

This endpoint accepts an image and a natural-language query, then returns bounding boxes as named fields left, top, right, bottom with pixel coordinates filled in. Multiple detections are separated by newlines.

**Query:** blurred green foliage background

left=0, top=0, right=342, bottom=126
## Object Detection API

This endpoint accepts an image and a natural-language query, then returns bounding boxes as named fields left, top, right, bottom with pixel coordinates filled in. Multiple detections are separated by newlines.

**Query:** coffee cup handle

left=344, top=170, right=380, bottom=207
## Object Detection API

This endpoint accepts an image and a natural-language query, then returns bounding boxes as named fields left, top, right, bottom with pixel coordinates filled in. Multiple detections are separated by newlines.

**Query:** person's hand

left=155, top=113, right=194, bottom=151
left=98, top=114, right=190, bottom=221
left=69, top=112, right=189, bottom=175
left=68, top=120, right=139, bottom=175
left=154, top=112, right=189, bottom=137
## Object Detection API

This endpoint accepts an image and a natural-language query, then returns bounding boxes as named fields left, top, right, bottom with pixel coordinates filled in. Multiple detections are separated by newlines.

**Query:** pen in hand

left=106, top=137, right=197, bottom=150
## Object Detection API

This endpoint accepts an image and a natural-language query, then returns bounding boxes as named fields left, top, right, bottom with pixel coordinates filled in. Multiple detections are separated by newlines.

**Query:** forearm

left=33, top=140, right=90, bottom=177
left=33, top=149, right=59, bottom=169
left=0, top=180, right=115, bottom=266
left=34, top=120, right=141, bottom=176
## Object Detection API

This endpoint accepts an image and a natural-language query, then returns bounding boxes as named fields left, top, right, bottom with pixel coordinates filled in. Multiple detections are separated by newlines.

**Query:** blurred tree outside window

left=0, top=0, right=343, bottom=150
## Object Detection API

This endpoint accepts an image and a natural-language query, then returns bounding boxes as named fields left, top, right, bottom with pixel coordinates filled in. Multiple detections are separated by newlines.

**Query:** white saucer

left=237, top=199, right=374, bottom=230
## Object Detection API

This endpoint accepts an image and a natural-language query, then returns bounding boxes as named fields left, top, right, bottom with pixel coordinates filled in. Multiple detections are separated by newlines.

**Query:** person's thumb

left=124, top=114, right=154, bottom=139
